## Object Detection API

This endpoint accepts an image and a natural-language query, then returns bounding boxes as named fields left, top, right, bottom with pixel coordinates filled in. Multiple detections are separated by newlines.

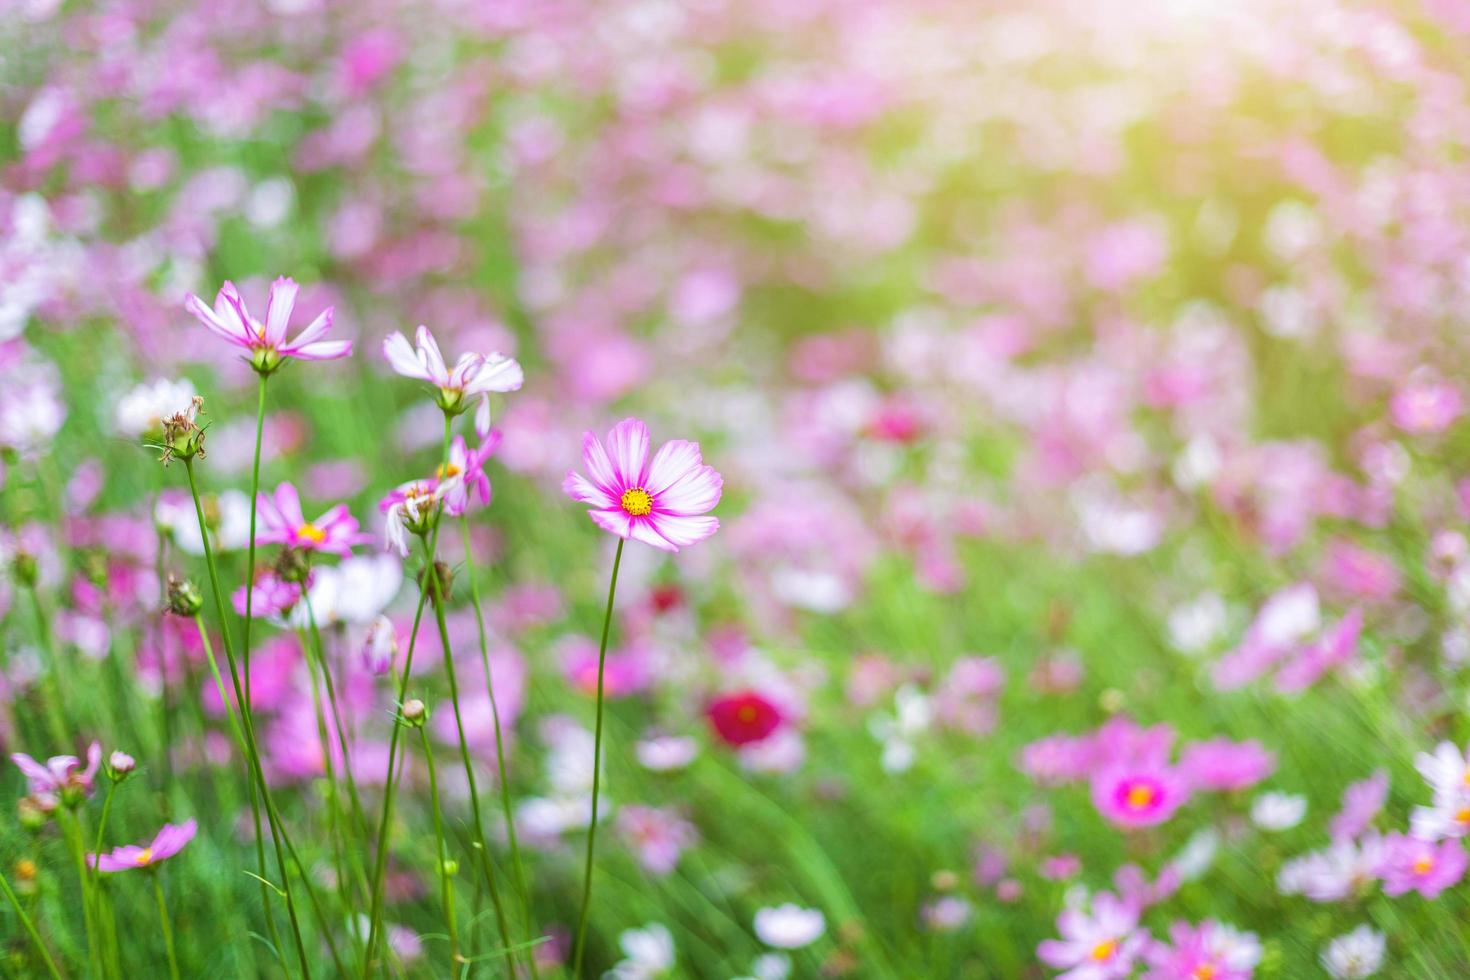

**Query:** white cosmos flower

left=1251, top=792, right=1308, bottom=831
left=290, top=553, right=403, bottom=628
left=753, top=904, right=825, bottom=949
left=605, top=922, right=674, bottom=980
left=1321, top=925, right=1386, bottom=979
left=115, top=378, right=196, bottom=439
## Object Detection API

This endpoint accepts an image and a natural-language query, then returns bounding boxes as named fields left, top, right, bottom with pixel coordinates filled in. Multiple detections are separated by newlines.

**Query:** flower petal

left=415, top=325, right=447, bottom=385
left=579, top=432, right=621, bottom=496
left=464, top=353, right=524, bottom=394
left=383, top=331, right=431, bottom=380
left=647, top=514, right=718, bottom=550
left=605, top=418, right=651, bottom=487
left=588, top=507, right=633, bottom=538
left=185, top=292, right=250, bottom=345
left=562, top=471, right=618, bottom=509
left=263, top=277, right=299, bottom=347
left=628, top=517, right=680, bottom=552
left=289, top=339, right=353, bottom=361
left=283, top=306, right=334, bottom=351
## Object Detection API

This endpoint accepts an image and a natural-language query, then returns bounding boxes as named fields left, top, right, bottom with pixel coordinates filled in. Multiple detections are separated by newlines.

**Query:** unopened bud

left=274, top=547, right=312, bottom=585
left=442, top=858, right=459, bottom=877
left=109, top=751, right=136, bottom=780
left=17, top=797, right=50, bottom=831
left=417, top=560, right=454, bottom=602
left=361, top=615, right=398, bottom=676
left=402, top=699, right=428, bottom=727
left=166, top=576, right=205, bottom=617
left=14, top=859, right=37, bottom=897
left=12, top=552, right=38, bottom=589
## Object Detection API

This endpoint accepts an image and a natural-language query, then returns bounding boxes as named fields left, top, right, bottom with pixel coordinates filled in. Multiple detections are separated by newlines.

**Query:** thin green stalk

left=571, top=537, right=625, bottom=977
left=242, top=372, right=268, bottom=713
left=153, top=875, right=181, bottom=980
left=0, top=869, right=61, bottom=980
left=305, top=602, right=370, bottom=841
left=300, top=624, right=355, bottom=968
left=183, top=458, right=314, bottom=978
left=363, top=415, right=454, bottom=977
left=61, top=809, right=101, bottom=979
left=426, top=561, right=514, bottom=960
left=90, top=781, right=121, bottom=978
left=418, top=725, right=459, bottom=967
left=460, top=515, right=539, bottom=977
left=24, top=586, right=70, bottom=750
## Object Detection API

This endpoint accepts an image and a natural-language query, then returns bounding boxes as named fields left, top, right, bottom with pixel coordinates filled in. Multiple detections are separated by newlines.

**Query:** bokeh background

left=4, top=0, right=1470, bottom=976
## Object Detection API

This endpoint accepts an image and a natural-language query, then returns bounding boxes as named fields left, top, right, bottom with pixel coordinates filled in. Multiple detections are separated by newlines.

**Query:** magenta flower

left=1377, top=833, right=1468, bottom=898
left=231, top=571, right=305, bottom=618
left=1142, top=920, right=1261, bottom=980
left=439, top=431, right=500, bottom=517
left=184, top=278, right=349, bottom=372
left=12, top=742, right=102, bottom=806
left=382, top=325, right=523, bottom=433
left=1179, top=738, right=1275, bottom=792
left=1390, top=379, right=1461, bottom=434
left=1091, top=764, right=1190, bottom=828
left=1037, top=891, right=1147, bottom=980
left=90, top=819, right=197, bottom=872
left=256, top=482, right=363, bottom=557
left=562, top=418, right=722, bottom=552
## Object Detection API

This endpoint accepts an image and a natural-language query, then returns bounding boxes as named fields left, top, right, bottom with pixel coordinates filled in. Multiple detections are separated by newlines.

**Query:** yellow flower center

left=621, top=488, right=653, bottom=517
left=1089, top=939, right=1118, bottom=962
left=298, top=522, right=326, bottom=544
left=135, top=848, right=153, bottom=866
left=1125, top=783, right=1156, bottom=809
left=1413, top=855, right=1435, bottom=875
left=437, top=463, right=462, bottom=479
left=1457, top=807, right=1470, bottom=825
left=1193, top=965, right=1218, bottom=980
left=1462, top=769, right=1470, bottom=787
left=737, top=704, right=759, bottom=723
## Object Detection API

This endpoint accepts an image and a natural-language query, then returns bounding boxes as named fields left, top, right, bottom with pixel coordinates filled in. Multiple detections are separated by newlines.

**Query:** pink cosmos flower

left=382, top=325, right=522, bottom=434
left=616, top=805, right=697, bottom=876
left=12, top=742, right=102, bottom=807
left=1331, top=771, right=1389, bottom=843
left=562, top=417, right=722, bottom=552
left=257, top=482, right=364, bottom=557
left=1143, top=920, right=1262, bottom=980
left=1377, top=833, right=1467, bottom=898
left=439, top=431, right=500, bottom=517
left=184, top=278, right=348, bottom=370
left=90, top=819, right=197, bottom=872
left=1179, top=738, right=1275, bottom=792
left=378, top=480, right=443, bottom=557
left=1092, top=764, right=1190, bottom=828
left=231, top=571, right=305, bottom=618
left=1390, top=380, right=1461, bottom=434
left=1037, top=891, right=1147, bottom=980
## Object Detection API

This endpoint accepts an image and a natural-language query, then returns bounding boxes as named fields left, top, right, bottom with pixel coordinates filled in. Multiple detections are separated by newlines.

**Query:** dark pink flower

left=11, top=742, right=102, bottom=806
left=1142, top=920, right=1262, bottom=980
left=438, top=431, right=500, bottom=517
left=256, top=482, right=363, bottom=557
left=562, top=417, right=722, bottom=552
left=1092, top=764, right=1190, bottom=828
left=90, top=819, right=196, bottom=872
left=185, top=278, right=348, bottom=371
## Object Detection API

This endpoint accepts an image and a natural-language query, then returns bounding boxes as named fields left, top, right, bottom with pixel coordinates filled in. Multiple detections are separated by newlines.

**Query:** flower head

left=1092, top=764, right=1190, bottom=828
left=185, top=278, right=348, bottom=373
left=90, top=819, right=196, bottom=872
left=707, top=691, right=784, bottom=746
left=379, top=480, right=443, bottom=557
left=382, top=325, right=522, bottom=433
left=1143, top=920, right=1261, bottom=980
left=257, top=482, right=363, bottom=557
left=1377, top=832, right=1467, bottom=898
left=1320, top=925, right=1385, bottom=979
left=11, top=742, right=102, bottom=807
left=753, top=904, right=825, bottom=949
left=563, top=418, right=722, bottom=552
left=439, top=431, right=500, bottom=516
left=1038, top=891, right=1146, bottom=980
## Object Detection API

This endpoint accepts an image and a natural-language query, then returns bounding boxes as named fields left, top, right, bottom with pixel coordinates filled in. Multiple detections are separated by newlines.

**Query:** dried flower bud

left=14, top=859, right=37, bottom=897
left=158, top=396, right=207, bottom=465
left=402, top=698, right=428, bottom=727
left=274, top=547, right=312, bottom=586
left=109, top=751, right=136, bottom=780
left=166, top=576, right=205, bottom=617
left=361, top=615, right=398, bottom=676
left=417, top=560, right=454, bottom=603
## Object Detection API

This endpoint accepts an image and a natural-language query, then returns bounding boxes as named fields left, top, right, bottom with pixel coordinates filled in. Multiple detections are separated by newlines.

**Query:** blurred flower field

left=4, top=0, right=1470, bottom=976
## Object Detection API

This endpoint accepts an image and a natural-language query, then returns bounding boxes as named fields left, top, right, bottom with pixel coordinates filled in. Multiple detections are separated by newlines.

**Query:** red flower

left=707, top=691, right=783, bottom=746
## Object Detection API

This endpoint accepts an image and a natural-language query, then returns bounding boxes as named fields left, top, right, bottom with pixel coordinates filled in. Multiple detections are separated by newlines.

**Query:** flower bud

left=159, top=397, right=207, bottom=464
left=14, top=859, right=37, bottom=898
left=361, top=615, right=398, bottom=677
left=417, top=560, right=454, bottom=602
left=251, top=348, right=284, bottom=376
left=166, top=576, right=205, bottom=617
left=274, top=547, right=312, bottom=586
left=109, top=751, right=136, bottom=780
left=402, top=698, right=428, bottom=727
left=11, top=551, right=38, bottom=589
left=17, top=797, right=50, bottom=831
left=442, top=858, right=459, bottom=877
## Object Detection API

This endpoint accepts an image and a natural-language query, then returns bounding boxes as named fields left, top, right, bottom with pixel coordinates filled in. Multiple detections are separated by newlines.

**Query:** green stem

left=183, top=458, right=316, bottom=979
left=0, top=869, right=61, bottom=980
left=571, top=537, right=625, bottom=978
left=461, top=515, right=539, bottom=977
left=90, top=781, right=121, bottom=978
left=363, top=414, right=454, bottom=977
left=242, top=372, right=268, bottom=714
left=427, top=559, right=514, bottom=960
left=24, top=586, right=70, bottom=750
left=305, top=602, right=370, bottom=842
left=61, top=809, right=101, bottom=979
left=300, top=624, right=355, bottom=968
left=153, top=875, right=181, bottom=980
left=418, top=725, right=459, bottom=967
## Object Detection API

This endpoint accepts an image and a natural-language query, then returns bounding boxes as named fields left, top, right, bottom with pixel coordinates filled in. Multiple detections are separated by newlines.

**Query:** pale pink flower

left=562, top=418, right=722, bottom=552
left=184, top=278, right=348, bottom=370
left=1377, top=833, right=1467, bottom=898
left=382, top=325, right=522, bottom=434
left=11, top=742, right=102, bottom=806
left=90, top=819, right=196, bottom=871
left=1390, top=380, right=1461, bottom=434
left=1038, top=891, right=1147, bottom=979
